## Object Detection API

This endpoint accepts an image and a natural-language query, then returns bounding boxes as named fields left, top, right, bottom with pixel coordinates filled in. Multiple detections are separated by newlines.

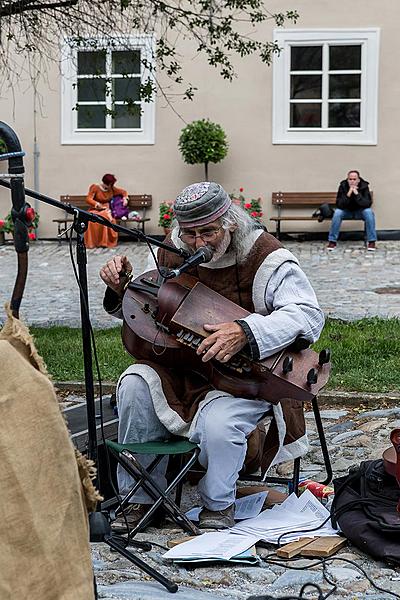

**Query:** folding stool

left=106, top=438, right=200, bottom=537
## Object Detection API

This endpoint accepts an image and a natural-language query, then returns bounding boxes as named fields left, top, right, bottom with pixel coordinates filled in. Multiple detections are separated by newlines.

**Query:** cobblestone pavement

left=3, top=240, right=400, bottom=599
left=88, top=402, right=400, bottom=600
left=1, top=239, right=400, bottom=326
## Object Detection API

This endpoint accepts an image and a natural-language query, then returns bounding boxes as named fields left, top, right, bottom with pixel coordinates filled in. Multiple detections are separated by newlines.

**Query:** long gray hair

left=221, top=203, right=263, bottom=262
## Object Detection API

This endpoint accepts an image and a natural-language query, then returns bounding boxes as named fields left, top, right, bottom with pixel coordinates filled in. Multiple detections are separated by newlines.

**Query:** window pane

left=329, top=103, right=360, bottom=127
left=112, top=104, right=141, bottom=128
left=290, top=75, right=321, bottom=99
left=329, top=74, right=360, bottom=99
left=291, top=46, right=322, bottom=71
left=77, top=78, right=106, bottom=101
left=112, top=50, right=141, bottom=74
left=77, top=51, right=106, bottom=75
left=77, top=104, right=106, bottom=128
left=329, top=45, right=361, bottom=70
left=290, top=103, right=321, bottom=127
left=113, top=77, right=140, bottom=102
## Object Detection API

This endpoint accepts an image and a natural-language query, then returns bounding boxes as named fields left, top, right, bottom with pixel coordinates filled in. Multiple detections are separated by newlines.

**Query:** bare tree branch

left=0, top=1, right=298, bottom=100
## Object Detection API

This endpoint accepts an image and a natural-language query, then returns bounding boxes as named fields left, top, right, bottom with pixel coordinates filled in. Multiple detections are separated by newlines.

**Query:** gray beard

left=208, top=229, right=232, bottom=263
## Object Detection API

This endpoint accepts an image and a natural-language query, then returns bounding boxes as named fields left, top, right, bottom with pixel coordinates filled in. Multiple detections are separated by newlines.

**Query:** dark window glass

left=290, top=103, right=321, bottom=127
left=112, top=104, right=141, bottom=128
left=77, top=51, right=106, bottom=76
left=329, top=45, right=361, bottom=70
left=290, top=75, right=322, bottom=99
left=77, top=105, right=106, bottom=128
left=77, top=78, right=106, bottom=102
left=329, top=74, right=361, bottom=99
left=112, top=51, right=141, bottom=75
left=329, top=102, right=360, bottom=127
left=291, top=46, right=322, bottom=71
left=113, top=77, right=141, bottom=102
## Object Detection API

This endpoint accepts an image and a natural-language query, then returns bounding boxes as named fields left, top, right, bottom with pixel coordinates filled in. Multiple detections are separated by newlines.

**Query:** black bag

left=332, top=460, right=400, bottom=565
left=312, top=203, right=335, bottom=222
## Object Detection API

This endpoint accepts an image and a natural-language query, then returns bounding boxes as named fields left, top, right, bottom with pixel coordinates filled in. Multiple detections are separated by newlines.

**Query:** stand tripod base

left=89, top=512, right=178, bottom=593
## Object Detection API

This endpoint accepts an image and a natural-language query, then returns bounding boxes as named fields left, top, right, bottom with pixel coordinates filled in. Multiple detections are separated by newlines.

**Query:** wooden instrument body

left=383, top=429, right=400, bottom=482
left=382, top=429, right=400, bottom=513
left=122, top=270, right=331, bottom=405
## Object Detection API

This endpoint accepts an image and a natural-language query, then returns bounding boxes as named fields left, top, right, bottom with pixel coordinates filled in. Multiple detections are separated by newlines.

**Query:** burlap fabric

left=0, top=307, right=96, bottom=599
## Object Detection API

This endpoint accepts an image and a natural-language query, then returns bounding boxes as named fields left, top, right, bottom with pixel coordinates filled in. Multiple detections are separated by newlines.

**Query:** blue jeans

left=328, top=208, right=377, bottom=242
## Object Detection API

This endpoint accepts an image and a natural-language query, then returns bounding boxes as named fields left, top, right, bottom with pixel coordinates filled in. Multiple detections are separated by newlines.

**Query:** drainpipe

left=33, top=84, right=40, bottom=238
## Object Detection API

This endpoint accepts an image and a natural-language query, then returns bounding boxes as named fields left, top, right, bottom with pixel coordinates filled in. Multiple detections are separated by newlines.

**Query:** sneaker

left=198, top=504, right=235, bottom=530
left=111, top=503, right=152, bottom=533
left=326, top=241, right=337, bottom=251
left=367, top=241, right=377, bottom=251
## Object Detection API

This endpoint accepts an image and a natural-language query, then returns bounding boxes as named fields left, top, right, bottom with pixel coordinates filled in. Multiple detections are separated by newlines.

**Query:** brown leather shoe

left=198, top=504, right=235, bottom=529
left=111, top=503, right=152, bottom=533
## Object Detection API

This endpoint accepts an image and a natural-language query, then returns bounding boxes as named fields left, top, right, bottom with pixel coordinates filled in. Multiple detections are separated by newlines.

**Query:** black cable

left=299, top=583, right=324, bottom=599
left=276, top=513, right=333, bottom=547
left=258, top=553, right=400, bottom=600
left=320, top=562, right=337, bottom=599
left=66, top=227, right=146, bottom=545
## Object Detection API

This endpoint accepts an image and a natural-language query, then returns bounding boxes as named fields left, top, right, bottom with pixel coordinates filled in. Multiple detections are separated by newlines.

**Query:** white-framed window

left=61, top=35, right=155, bottom=145
left=272, top=29, right=380, bottom=145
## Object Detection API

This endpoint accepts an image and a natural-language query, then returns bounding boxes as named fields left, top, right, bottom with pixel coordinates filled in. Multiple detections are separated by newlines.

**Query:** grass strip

left=31, top=317, right=400, bottom=393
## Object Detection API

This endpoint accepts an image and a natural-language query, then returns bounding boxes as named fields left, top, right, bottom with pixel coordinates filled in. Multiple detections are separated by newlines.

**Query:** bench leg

left=276, top=220, right=281, bottom=240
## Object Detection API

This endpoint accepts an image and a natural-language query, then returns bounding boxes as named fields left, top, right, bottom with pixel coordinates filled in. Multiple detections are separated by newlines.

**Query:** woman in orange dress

left=84, top=173, right=128, bottom=249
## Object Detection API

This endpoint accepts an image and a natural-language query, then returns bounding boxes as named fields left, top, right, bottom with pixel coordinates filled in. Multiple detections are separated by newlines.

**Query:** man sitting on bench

left=327, top=170, right=377, bottom=251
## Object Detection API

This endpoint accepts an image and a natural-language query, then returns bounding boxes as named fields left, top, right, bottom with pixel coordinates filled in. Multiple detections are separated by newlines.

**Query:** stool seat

left=107, top=438, right=197, bottom=455
left=106, top=437, right=200, bottom=538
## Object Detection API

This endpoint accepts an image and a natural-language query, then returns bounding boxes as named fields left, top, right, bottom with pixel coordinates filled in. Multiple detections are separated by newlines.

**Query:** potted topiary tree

left=178, top=119, right=228, bottom=181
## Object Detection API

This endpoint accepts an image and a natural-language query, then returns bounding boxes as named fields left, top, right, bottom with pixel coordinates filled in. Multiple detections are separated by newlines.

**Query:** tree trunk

left=204, top=162, right=209, bottom=181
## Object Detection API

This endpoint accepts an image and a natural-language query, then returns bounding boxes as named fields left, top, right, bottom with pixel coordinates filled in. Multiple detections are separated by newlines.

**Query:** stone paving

left=90, top=403, right=400, bottom=600
left=2, top=239, right=400, bottom=599
left=1, top=239, right=400, bottom=326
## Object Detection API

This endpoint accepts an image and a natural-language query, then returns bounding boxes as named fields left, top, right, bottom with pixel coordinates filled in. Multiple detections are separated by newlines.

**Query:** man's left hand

left=197, top=322, right=247, bottom=363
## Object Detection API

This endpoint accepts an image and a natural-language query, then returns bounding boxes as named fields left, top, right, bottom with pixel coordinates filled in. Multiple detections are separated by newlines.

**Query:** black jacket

left=336, top=177, right=372, bottom=211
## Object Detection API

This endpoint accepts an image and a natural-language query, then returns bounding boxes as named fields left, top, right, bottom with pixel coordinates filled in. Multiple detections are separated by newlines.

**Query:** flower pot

left=0, top=231, right=5, bottom=245
left=163, top=227, right=172, bottom=236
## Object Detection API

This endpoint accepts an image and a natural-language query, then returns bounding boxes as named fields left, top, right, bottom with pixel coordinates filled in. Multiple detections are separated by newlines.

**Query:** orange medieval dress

left=84, top=184, right=128, bottom=249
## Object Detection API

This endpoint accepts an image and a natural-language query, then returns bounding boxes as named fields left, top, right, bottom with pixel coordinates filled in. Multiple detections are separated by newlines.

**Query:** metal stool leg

left=312, top=396, right=333, bottom=485
left=119, top=449, right=200, bottom=536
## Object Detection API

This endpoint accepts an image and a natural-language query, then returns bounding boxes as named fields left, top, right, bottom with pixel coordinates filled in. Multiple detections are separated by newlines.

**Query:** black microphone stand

left=0, top=124, right=192, bottom=593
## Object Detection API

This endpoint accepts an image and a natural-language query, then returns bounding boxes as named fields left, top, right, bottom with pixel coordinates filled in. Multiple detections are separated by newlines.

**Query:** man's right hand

left=99, top=255, right=133, bottom=296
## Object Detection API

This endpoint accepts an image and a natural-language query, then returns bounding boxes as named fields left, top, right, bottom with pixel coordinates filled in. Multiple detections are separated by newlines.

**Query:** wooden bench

left=53, top=194, right=152, bottom=238
left=270, top=191, right=372, bottom=240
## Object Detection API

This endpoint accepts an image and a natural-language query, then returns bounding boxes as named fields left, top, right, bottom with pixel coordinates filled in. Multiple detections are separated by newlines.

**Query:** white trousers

left=117, top=373, right=271, bottom=511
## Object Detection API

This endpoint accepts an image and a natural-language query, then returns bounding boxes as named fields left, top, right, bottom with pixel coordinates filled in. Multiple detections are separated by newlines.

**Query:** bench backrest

left=60, top=194, right=152, bottom=210
left=271, top=191, right=373, bottom=207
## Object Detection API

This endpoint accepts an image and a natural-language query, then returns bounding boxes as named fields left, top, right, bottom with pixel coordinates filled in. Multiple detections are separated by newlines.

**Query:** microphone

left=169, top=246, right=214, bottom=278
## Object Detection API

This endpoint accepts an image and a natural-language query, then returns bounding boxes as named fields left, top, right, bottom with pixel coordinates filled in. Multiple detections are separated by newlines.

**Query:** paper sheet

left=164, top=490, right=339, bottom=562
left=163, top=531, right=260, bottom=560
left=185, top=491, right=268, bottom=522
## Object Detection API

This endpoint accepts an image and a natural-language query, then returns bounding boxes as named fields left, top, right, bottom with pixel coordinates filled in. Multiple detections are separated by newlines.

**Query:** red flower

left=28, top=232, right=36, bottom=240
left=25, top=207, right=35, bottom=224
left=250, top=211, right=258, bottom=217
left=0, top=219, right=4, bottom=228
left=239, top=187, right=244, bottom=193
left=163, top=213, right=171, bottom=220
left=244, top=203, right=251, bottom=209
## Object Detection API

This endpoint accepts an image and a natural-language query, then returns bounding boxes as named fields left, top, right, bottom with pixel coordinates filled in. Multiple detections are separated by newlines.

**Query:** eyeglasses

left=178, top=226, right=223, bottom=244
